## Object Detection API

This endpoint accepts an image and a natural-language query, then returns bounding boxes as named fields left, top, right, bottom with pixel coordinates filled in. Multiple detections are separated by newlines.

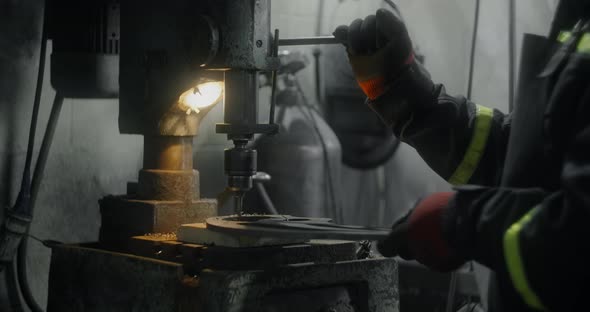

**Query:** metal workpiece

left=204, top=215, right=391, bottom=241
left=128, top=235, right=358, bottom=271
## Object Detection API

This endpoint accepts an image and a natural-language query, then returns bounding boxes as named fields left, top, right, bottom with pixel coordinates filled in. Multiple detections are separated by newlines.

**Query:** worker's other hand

left=333, top=9, right=436, bottom=132
left=333, top=8, right=413, bottom=100
left=377, top=192, right=465, bottom=272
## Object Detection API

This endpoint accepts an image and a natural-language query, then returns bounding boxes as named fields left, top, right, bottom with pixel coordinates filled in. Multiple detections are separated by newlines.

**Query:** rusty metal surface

left=99, top=195, right=217, bottom=249
left=139, top=129, right=199, bottom=201
left=199, top=258, right=399, bottom=312
left=205, top=215, right=391, bottom=241
left=208, top=0, right=278, bottom=70
left=190, top=240, right=358, bottom=272
left=128, top=235, right=359, bottom=273
left=48, top=243, right=398, bottom=312
left=137, top=169, right=199, bottom=201
left=143, top=136, right=193, bottom=170
left=128, top=234, right=182, bottom=262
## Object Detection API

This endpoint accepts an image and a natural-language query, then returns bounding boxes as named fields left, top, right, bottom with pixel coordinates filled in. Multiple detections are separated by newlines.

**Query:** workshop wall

left=0, top=0, right=557, bottom=310
left=0, top=1, right=143, bottom=309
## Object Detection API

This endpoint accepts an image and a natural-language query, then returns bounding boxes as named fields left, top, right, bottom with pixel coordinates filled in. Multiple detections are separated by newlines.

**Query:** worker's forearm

left=444, top=123, right=590, bottom=311
left=391, top=85, right=510, bottom=186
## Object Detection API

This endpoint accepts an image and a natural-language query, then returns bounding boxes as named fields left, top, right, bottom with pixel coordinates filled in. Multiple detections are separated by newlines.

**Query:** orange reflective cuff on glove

left=352, top=51, right=415, bottom=100
left=358, top=76, right=387, bottom=100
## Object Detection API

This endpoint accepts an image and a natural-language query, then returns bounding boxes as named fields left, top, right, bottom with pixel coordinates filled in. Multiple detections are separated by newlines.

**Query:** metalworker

left=334, top=1, right=590, bottom=310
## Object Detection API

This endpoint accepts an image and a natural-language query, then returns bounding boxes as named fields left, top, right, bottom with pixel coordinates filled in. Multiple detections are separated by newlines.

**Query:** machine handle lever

left=269, top=29, right=279, bottom=125
left=278, top=36, right=339, bottom=46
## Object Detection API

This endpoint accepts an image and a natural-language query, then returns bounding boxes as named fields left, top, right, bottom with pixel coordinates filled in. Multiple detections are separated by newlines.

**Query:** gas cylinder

left=249, top=74, right=343, bottom=222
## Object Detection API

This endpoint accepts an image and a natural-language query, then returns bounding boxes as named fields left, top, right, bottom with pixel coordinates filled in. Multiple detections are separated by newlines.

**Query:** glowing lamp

left=178, top=81, right=223, bottom=114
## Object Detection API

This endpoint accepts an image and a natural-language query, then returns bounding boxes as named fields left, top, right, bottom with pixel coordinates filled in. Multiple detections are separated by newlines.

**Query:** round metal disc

left=205, top=215, right=391, bottom=241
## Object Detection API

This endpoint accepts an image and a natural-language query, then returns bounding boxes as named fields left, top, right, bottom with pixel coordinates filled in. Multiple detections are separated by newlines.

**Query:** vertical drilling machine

left=46, top=0, right=399, bottom=311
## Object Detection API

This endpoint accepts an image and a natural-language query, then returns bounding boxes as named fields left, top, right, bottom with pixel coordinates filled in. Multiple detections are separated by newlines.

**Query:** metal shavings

left=144, top=232, right=177, bottom=240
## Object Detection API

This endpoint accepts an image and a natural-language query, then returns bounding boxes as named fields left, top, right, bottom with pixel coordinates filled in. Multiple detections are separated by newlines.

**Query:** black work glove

left=333, top=8, right=437, bottom=132
left=377, top=192, right=465, bottom=272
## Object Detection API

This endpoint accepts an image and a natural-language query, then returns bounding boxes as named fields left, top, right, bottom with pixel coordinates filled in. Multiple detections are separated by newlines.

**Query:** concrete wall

left=0, top=0, right=557, bottom=309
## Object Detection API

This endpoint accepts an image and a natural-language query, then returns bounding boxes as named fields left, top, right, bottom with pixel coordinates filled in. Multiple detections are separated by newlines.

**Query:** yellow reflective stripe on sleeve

left=576, top=33, right=590, bottom=53
left=503, top=207, right=547, bottom=311
left=557, top=31, right=590, bottom=53
left=557, top=31, right=572, bottom=43
left=448, top=105, right=493, bottom=185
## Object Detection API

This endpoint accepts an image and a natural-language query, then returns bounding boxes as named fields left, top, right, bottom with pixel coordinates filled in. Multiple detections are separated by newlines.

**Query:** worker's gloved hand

left=333, top=9, right=436, bottom=131
left=333, top=8, right=413, bottom=99
left=377, top=192, right=465, bottom=272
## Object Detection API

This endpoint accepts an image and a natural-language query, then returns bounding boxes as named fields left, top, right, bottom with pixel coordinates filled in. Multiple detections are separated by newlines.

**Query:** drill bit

left=233, top=192, right=245, bottom=216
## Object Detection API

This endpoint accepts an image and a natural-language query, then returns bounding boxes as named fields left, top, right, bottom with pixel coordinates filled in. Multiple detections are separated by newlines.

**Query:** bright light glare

left=179, top=81, right=223, bottom=114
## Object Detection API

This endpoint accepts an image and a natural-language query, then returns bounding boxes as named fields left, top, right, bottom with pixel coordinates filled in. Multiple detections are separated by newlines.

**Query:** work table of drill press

left=47, top=237, right=399, bottom=312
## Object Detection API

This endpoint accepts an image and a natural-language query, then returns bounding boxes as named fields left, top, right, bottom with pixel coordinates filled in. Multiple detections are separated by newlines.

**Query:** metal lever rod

left=269, top=29, right=279, bottom=125
left=278, top=36, right=339, bottom=46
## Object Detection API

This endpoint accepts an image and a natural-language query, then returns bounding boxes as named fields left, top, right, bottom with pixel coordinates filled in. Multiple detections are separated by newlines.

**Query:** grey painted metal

left=49, top=0, right=120, bottom=98
left=212, top=0, right=278, bottom=70
left=205, top=215, right=391, bottom=241
left=278, top=36, right=339, bottom=46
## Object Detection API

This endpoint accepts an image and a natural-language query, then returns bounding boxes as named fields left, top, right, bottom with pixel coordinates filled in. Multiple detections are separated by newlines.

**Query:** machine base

left=48, top=242, right=399, bottom=312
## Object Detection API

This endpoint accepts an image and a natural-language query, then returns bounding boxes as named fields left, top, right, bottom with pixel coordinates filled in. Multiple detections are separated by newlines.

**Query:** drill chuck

left=224, top=142, right=257, bottom=193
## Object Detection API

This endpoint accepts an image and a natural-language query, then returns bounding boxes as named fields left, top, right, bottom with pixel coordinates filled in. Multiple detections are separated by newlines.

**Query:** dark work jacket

left=369, top=8, right=590, bottom=312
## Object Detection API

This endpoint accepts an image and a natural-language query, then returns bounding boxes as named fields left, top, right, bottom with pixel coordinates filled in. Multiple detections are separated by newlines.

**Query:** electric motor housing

left=48, top=0, right=120, bottom=98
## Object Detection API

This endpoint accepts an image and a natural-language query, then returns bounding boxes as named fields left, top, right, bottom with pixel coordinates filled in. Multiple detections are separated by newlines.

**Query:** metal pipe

left=269, top=29, right=279, bottom=124
left=466, top=0, right=481, bottom=100
left=20, top=93, right=64, bottom=312
left=508, top=0, right=516, bottom=112
left=31, top=93, right=64, bottom=209
left=278, top=36, right=339, bottom=46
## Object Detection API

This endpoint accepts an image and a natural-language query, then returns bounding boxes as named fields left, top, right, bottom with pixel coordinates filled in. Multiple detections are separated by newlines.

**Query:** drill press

left=218, top=69, right=278, bottom=214
left=46, top=1, right=399, bottom=311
